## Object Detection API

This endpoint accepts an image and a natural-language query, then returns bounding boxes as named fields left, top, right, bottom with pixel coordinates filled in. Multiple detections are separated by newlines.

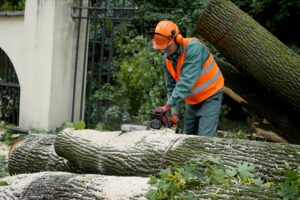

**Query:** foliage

left=277, top=167, right=300, bottom=200
left=0, top=181, right=8, bottom=186
left=219, top=130, right=248, bottom=140
left=0, top=157, right=7, bottom=180
left=0, top=155, right=9, bottom=178
left=0, top=0, right=25, bottom=11
left=0, top=47, right=20, bottom=125
left=146, top=161, right=199, bottom=200
left=147, top=155, right=300, bottom=200
left=91, top=37, right=166, bottom=130
left=0, top=121, right=26, bottom=145
left=146, top=155, right=269, bottom=200
left=0, top=89, right=19, bottom=125
left=134, top=0, right=208, bottom=38
left=0, top=120, right=5, bottom=129
left=0, top=132, right=18, bottom=145
left=55, top=121, right=86, bottom=133
left=288, top=45, right=300, bottom=55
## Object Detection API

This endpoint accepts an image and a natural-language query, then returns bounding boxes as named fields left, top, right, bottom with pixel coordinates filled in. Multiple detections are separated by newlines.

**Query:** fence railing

left=0, top=47, right=20, bottom=125
left=72, top=0, right=136, bottom=127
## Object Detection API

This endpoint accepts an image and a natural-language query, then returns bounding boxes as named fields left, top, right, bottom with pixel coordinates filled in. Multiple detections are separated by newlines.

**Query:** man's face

left=151, top=33, right=177, bottom=56
left=163, top=42, right=177, bottom=56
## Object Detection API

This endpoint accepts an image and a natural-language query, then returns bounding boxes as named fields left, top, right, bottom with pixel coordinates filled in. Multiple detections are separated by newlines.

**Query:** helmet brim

left=153, top=42, right=168, bottom=50
left=149, top=32, right=171, bottom=50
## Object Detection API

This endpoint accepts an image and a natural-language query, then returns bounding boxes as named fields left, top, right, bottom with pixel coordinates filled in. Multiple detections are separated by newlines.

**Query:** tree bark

left=215, top=57, right=300, bottom=143
left=0, top=172, right=149, bottom=200
left=8, top=134, right=76, bottom=175
left=55, top=129, right=300, bottom=181
left=195, top=0, right=300, bottom=112
left=0, top=171, right=281, bottom=199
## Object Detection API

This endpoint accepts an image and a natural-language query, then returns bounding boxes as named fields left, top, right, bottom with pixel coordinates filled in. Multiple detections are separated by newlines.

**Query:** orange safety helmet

left=152, top=20, right=183, bottom=50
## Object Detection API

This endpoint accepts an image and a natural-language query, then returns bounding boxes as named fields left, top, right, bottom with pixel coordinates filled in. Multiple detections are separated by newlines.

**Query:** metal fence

left=71, top=0, right=136, bottom=126
left=0, top=48, right=20, bottom=125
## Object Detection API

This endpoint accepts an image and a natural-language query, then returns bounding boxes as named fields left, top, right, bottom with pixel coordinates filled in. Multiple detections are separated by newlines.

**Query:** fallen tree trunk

left=8, top=134, right=76, bottom=175
left=55, top=129, right=300, bottom=181
left=215, top=57, right=300, bottom=143
left=195, top=0, right=300, bottom=112
left=0, top=172, right=281, bottom=199
left=0, top=172, right=149, bottom=200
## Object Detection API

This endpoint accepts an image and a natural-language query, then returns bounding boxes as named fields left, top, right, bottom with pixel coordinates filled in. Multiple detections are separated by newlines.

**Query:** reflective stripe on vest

left=165, top=38, right=224, bottom=105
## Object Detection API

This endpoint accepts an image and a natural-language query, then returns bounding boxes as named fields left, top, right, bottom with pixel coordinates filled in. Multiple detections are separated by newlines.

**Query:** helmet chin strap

left=163, top=42, right=178, bottom=59
left=164, top=52, right=168, bottom=59
left=163, top=38, right=173, bottom=57
left=163, top=45, right=170, bottom=59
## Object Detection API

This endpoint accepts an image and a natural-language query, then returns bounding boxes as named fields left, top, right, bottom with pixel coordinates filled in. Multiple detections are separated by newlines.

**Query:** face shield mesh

left=147, top=32, right=170, bottom=50
left=153, top=33, right=170, bottom=49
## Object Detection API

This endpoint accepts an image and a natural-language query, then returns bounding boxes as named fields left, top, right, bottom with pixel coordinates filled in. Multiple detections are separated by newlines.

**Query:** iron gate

left=72, top=0, right=136, bottom=126
left=0, top=48, right=20, bottom=125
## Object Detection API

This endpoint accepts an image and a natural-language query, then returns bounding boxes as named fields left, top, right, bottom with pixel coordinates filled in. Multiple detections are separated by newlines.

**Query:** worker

left=151, top=20, right=224, bottom=137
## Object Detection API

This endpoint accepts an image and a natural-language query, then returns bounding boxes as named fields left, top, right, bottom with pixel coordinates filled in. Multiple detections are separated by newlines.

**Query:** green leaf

left=167, top=181, right=179, bottom=197
left=285, top=170, right=299, bottom=181
left=263, top=181, right=276, bottom=187
left=148, top=175, right=157, bottom=184
left=159, top=167, right=172, bottom=178
left=187, top=177, right=200, bottom=187
left=236, top=162, right=255, bottom=180
left=0, top=181, right=8, bottom=186
left=225, top=168, right=237, bottom=177
left=61, top=122, right=74, bottom=129
left=252, top=177, right=264, bottom=187
left=183, top=191, right=197, bottom=200
left=207, top=155, right=221, bottom=165
left=145, top=188, right=159, bottom=200
left=210, top=167, right=229, bottom=185
left=73, top=121, right=86, bottom=130
left=278, top=180, right=298, bottom=199
left=277, top=168, right=300, bottom=199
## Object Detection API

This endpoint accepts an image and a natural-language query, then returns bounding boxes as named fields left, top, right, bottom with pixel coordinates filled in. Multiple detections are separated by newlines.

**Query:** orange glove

left=170, top=114, right=179, bottom=124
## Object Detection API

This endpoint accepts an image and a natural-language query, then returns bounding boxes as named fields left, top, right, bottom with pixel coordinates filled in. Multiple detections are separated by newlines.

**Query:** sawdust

left=65, top=128, right=183, bottom=151
left=101, top=175, right=149, bottom=200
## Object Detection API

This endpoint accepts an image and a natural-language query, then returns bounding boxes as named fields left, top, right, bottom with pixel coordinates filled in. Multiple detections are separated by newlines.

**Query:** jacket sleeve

left=162, top=59, right=180, bottom=114
left=166, top=40, right=210, bottom=107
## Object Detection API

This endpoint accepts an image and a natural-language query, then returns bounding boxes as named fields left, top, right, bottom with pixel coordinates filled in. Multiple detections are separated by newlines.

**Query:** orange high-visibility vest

left=165, top=38, right=224, bottom=105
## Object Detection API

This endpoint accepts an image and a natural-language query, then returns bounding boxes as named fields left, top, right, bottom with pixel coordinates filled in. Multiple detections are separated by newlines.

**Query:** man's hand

left=170, top=114, right=179, bottom=124
left=153, top=105, right=171, bottom=113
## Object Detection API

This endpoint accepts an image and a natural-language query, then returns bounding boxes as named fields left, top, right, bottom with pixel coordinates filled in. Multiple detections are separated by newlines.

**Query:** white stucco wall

left=0, top=14, right=24, bottom=85
left=0, top=0, right=87, bottom=130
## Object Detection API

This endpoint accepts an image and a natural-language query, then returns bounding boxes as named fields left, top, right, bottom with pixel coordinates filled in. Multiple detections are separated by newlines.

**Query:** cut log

left=0, top=171, right=281, bottom=199
left=0, top=172, right=149, bottom=200
left=8, top=134, right=76, bottom=175
left=54, top=129, right=300, bottom=181
left=215, top=57, right=300, bottom=143
left=196, top=0, right=300, bottom=112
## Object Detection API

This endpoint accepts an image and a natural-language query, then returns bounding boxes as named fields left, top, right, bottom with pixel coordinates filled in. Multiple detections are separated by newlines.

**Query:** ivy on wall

left=0, top=0, right=25, bottom=11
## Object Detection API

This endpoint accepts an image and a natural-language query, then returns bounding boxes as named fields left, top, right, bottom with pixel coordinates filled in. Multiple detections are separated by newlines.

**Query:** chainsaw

left=150, top=111, right=177, bottom=130
left=120, top=111, right=178, bottom=132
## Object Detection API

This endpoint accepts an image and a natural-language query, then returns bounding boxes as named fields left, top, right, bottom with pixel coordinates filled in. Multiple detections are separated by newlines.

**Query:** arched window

left=0, top=48, right=20, bottom=125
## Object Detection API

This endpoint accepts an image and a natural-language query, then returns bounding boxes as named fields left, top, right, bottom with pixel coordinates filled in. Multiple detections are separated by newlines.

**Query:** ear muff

left=171, top=29, right=183, bottom=44
left=175, top=33, right=183, bottom=44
